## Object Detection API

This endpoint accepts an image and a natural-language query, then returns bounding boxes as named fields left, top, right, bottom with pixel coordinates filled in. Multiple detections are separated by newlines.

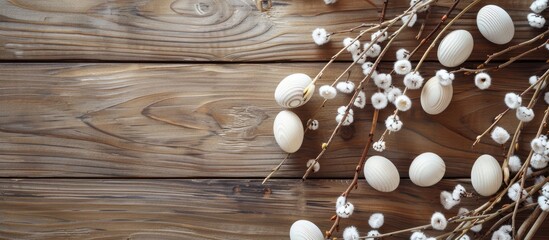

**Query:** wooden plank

left=0, top=0, right=544, bottom=61
left=1, top=178, right=543, bottom=240
left=0, top=62, right=546, bottom=178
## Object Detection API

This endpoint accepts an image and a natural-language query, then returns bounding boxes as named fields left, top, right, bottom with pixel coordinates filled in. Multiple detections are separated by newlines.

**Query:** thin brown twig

left=452, top=40, right=549, bottom=74
left=324, top=110, right=379, bottom=238
left=481, top=27, right=549, bottom=67
left=409, top=0, right=460, bottom=57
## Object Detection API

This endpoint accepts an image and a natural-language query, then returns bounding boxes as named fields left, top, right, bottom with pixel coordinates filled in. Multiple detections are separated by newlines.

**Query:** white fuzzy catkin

left=531, top=153, right=548, bottom=169
left=545, top=92, right=549, bottom=104
left=402, top=12, right=418, bottom=27
left=431, top=212, right=447, bottom=230
left=531, top=0, right=548, bottom=13
left=394, top=95, right=412, bottom=112
left=336, top=114, right=354, bottom=126
left=508, top=183, right=524, bottom=201
left=371, top=92, right=389, bottom=109
left=394, top=60, right=412, bottom=75
left=403, top=72, right=424, bottom=89
left=385, top=115, right=403, bottom=132
left=491, top=126, right=510, bottom=144
left=385, top=87, right=403, bottom=103
left=354, top=91, right=367, bottom=109
left=343, top=38, right=361, bottom=52
left=410, top=231, right=427, bottom=240
left=516, top=106, right=535, bottom=122
left=365, top=230, right=380, bottom=240
left=474, top=72, right=491, bottom=90
left=338, top=106, right=354, bottom=116
left=374, top=73, right=392, bottom=89
left=371, top=29, right=388, bottom=43
left=306, top=159, right=320, bottom=173
left=336, top=81, right=355, bottom=94
left=336, top=202, right=354, bottom=218
left=538, top=195, right=549, bottom=211
left=343, top=226, right=360, bottom=240
left=368, top=213, right=385, bottom=229
left=527, top=13, right=546, bottom=28
left=373, top=140, right=386, bottom=152
left=312, top=28, right=330, bottom=45
left=362, top=62, right=378, bottom=78
left=319, top=85, right=337, bottom=99
left=436, top=69, right=454, bottom=86
left=352, top=51, right=367, bottom=64
left=504, top=93, right=521, bottom=109
left=458, top=207, right=469, bottom=216
left=308, top=119, right=319, bottom=130
left=491, top=230, right=511, bottom=240
left=336, top=195, right=346, bottom=209
left=410, top=0, right=430, bottom=12
left=508, top=155, right=522, bottom=173
left=440, top=191, right=460, bottom=209
left=364, top=43, right=382, bottom=58
left=452, top=184, right=466, bottom=200
left=531, top=137, right=546, bottom=154
left=529, top=75, right=546, bottom=89
left=542, top=183, right=549, bottom=198
left=396, top=48, right=410, bottom=60
left=470, top=224, right=482, bottom=233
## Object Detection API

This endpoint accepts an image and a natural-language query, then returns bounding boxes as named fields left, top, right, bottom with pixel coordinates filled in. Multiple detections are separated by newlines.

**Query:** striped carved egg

left=476, top=5, right=514, bottom=44
left=409, top=152, right=446, bottom=187
left=364, top=155, right=400, bottom=192
left=289, top=220, right=324, bottom=240
left=273, top=110, right=304, bottom=153
left=275, top=73, right=314, bottom=108
left=420, top=76, right=453, bottom=115
left=437, top=30, right=474, bottom=67
left=471, top=154, right=503, bottom=196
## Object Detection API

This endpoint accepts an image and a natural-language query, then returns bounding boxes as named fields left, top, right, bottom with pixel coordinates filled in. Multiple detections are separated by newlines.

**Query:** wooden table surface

left=0, top=0, right=547, bottom=239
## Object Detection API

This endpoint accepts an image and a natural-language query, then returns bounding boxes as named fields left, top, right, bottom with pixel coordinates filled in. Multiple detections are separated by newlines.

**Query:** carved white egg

left=273, top=110, right=304, bottom=153
left=409, top=152, right=446, bottom=187
left=477, top=5, right=514, bottom=44
left=275, top=73, right=314, bottom=108
left=421, top=76, right=453, bottom=115
left=437, top=30, right=474, bottom=67
left=471, top=154, right=503, bottom=196
left=364, top=155, right=400, bottom=192
left=289, top=220, right=324, bottom=240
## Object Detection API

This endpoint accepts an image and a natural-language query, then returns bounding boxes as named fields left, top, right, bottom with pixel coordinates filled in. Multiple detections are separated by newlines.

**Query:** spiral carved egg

left=289, top=220, right=324, bottom=240
left=421, top=76, right=453, bottom=115
left=471, top=154, right=503, bottom=196
left=364, top=155, right=400, bottom=192
left=273, top=110, right=304, bottom=153
left=476, top=5, right=514, bottom=45
left=437, top=30, right=474, bottom=67
left=409, top=152, right=446, bottom=187
left=275, top=73, right=314, bottom=108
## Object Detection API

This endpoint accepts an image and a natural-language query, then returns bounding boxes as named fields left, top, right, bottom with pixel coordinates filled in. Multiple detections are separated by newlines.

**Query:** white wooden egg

left=420, top=76, right=453, bottom=115
left=364, top=155, right=400, bottom=192
left=437, top=30, right=474, bottom=67
left=409, top=152, right=446, bottom=187
left=476, top=5, right=514, bottom=45
left=471, top=154, right=503, bottom=196
left=273, top=110, right=304, bottom=153
left=289, top=220, right=324, bottom=240
left=275, top=73, right=314, bottom=108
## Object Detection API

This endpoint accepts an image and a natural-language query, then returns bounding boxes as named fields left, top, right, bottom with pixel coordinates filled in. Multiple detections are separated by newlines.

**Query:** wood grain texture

left=0, top=0, right=545, bottom=61
left=0, top=62, right=547, bottom=178
left=3, top=178, right=544, bottom=240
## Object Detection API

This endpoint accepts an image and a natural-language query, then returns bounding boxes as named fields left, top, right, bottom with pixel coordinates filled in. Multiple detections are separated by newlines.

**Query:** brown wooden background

left=0, top=0, right=547, bottom=239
